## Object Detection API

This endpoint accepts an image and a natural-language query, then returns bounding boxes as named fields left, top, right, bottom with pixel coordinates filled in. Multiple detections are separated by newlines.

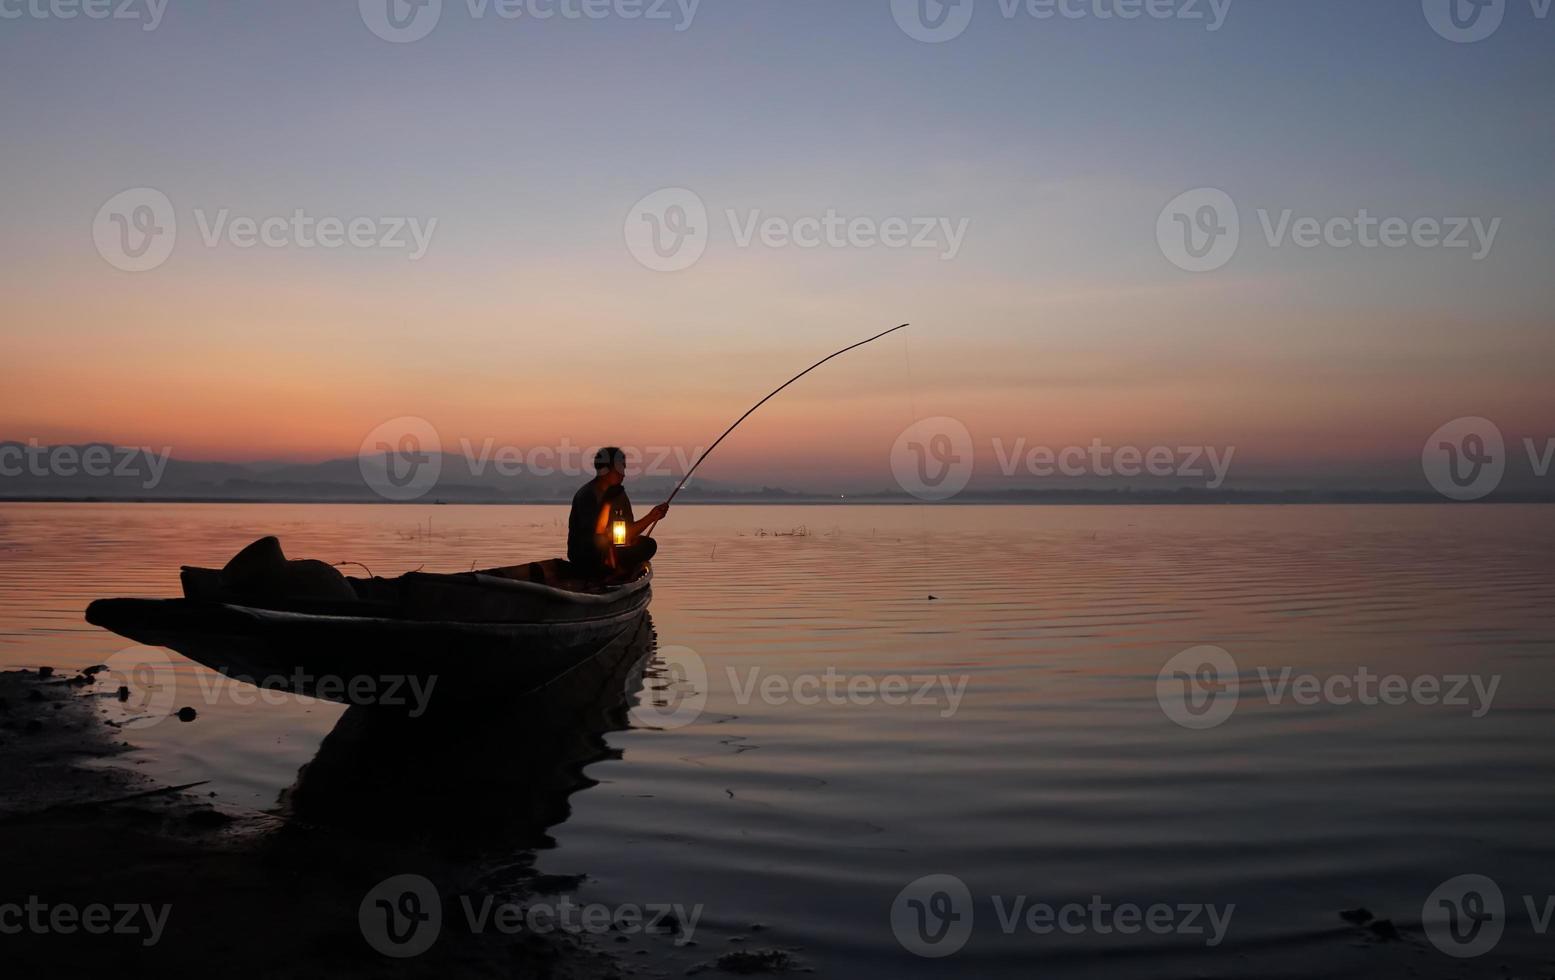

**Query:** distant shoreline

left=2, top=494, right=1552, bottom=506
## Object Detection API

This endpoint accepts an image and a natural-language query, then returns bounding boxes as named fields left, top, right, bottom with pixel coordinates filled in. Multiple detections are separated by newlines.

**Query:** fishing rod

left=643, top=323, right=909, bottom=537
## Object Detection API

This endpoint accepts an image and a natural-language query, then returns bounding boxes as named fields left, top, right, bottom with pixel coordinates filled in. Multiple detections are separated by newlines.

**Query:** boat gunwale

left=397, top=565, right=652, bottom=607
left=88, top=590, right=651, bottom=635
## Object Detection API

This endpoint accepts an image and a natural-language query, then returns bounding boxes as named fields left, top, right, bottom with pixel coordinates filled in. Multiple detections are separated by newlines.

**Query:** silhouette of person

left=567, top=447, right=667, bottom=581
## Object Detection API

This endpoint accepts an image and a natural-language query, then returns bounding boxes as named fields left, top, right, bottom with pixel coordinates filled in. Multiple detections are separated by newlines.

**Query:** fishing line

left=900, top=329, right=933, bottom=587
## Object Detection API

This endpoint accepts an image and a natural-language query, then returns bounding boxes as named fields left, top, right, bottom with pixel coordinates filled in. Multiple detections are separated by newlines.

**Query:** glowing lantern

left=612, top=521, right=628, bottom=546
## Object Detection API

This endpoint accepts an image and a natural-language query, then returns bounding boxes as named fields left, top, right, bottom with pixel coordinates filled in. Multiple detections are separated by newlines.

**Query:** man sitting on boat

left=568, top=447, right=668, bottom=581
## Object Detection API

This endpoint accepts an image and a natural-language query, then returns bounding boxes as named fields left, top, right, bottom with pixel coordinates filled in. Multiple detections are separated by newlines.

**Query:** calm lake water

left=3, top=502, right=1553, bottom=977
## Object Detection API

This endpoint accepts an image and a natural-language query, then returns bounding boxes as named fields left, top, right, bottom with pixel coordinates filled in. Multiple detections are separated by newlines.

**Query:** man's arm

left=630, top=502, right=669, bottom=538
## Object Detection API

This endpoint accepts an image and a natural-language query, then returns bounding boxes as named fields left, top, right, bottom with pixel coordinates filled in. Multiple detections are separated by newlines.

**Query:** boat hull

left=84, top=569, right=652, bottom=706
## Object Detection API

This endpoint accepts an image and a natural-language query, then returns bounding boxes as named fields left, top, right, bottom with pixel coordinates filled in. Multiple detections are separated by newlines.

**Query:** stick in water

left=645, top=323, right=909, bottom=536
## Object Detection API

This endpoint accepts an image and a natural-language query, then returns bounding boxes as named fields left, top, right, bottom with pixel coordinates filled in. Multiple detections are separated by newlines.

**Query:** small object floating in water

left=927, top=595, right=939, bottom=601
left=176, top=706, right=198, bottom=722
left=1338, top=908, right=1373, bottom=926
left=117, top=686, right=130, bottom=701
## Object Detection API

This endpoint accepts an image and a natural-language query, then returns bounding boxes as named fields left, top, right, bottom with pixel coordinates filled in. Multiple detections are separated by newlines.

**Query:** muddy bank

left=0, top=669, right=629, bottom=979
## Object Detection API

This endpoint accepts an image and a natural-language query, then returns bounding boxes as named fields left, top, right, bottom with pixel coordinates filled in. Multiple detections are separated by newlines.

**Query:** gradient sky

left=2, top=1, right=1552, bottom=490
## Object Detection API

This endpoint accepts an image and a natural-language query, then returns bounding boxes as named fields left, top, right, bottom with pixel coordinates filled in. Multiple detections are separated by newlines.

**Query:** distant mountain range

left=0, top=444, right=714, bottom=503
left=2, top=443, right=1551, bottom=504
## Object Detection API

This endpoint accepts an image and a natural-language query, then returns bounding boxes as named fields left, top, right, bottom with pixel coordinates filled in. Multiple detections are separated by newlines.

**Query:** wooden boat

left=84, top=559, right=653, bottom=706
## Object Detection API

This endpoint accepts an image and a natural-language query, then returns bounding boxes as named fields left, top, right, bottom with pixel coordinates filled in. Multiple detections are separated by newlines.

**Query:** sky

left=2, top=0, right=1552, bottom=492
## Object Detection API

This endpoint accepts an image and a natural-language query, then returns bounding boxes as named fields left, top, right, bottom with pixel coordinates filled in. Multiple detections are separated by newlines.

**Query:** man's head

left=594, top=446, right=627, bottom=485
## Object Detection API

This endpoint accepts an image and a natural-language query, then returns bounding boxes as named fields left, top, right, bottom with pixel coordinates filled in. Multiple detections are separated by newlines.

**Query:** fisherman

left=568, top=447, right=668, bottom=581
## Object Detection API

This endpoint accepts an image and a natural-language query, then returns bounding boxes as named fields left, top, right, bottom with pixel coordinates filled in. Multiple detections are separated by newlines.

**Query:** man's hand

left=647, top=503, right=670, bottom=523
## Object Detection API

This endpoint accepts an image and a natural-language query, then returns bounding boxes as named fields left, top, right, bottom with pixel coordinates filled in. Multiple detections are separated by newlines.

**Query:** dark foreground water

left=3, top=502, right=1553, bottom=977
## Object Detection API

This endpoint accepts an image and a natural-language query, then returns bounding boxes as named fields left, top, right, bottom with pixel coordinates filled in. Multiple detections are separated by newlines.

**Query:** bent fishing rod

left=642, top=322, right=909, bottom=537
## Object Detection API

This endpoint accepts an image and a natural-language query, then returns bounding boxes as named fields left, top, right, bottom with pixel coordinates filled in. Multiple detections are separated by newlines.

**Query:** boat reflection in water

left=278, top=615, right=657, bottom=859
